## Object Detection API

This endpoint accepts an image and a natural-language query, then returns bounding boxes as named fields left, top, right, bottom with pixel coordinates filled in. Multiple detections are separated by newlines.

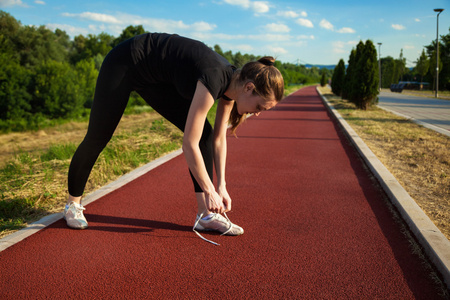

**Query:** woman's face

left=236, top=83, right=278, bottom=116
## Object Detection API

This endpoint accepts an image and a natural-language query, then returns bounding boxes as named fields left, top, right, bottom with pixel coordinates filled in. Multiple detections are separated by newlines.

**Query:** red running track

left=0, top=86, right=444, bottom=299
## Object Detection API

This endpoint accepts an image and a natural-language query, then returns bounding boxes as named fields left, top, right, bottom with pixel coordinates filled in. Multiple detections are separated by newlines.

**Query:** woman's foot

left=194, top=213, right=244, bottom=236
left=64, top=202, right=88, bottom=229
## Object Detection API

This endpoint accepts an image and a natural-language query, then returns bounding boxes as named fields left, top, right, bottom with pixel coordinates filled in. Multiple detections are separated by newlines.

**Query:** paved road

left=378, top=91, right=450, bottom=137
left=0, top=86, right=444, bottom=299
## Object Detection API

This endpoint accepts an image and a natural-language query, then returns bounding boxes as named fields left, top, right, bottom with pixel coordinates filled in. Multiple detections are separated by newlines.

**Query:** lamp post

left=434, top=8, right=444, bottom=98
left=377, top=43, right=382, bottom=92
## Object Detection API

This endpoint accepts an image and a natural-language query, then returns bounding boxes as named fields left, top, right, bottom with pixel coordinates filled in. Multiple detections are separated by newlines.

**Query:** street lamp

left=377, top=43, right=382, bottom=92
left=434, top=8, right=444, bottom=98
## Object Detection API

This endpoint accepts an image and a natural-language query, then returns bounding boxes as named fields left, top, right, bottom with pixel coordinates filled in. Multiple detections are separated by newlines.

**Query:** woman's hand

left=218, top=185, right=232, bottom=213
left=205, top=190, right=225, bottom=214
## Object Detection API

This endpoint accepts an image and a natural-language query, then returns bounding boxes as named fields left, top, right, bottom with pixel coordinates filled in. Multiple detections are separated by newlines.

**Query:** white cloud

left=277, top=10, right=298, bottom=18
left=62, top=12, right=122, bottom=24
left=62, top=12, right=217, bottom=35
left=319, top=19, right=334, bottom=31
left=35, top=0, right=45, bottom=4
left=276, top=10, right=307, bottom=18
left=192, top=32, right=290, bottom=43
left=251, top=1, right=269, bottom=14
left=248, top=33, right=291, bottom=42
left=0, top=0, right=26, bottom=7
left=336, top=27, right=355, bottom=34
left=296, top=18, right=313, bottom=28
left=191, top=21, right=217, bottom=32
left=264, top=23, right=290, bottom=33
left=318, top=19, right=354, bottom=34
left=223, top=0, right=269, bottom=14
left=46, top=23, right=90, bottom=36
left=415, top=18, right=421, bottom=22
left=223, top=0, right=249, bottom=7
left=296, top=34, right=315, bottom=40
left=392, top=24, right=405, bottom=30
left=266, top=45, right=288, bottom=55
left=220, top=43, right=254, bottom=53
left=332, top=40, right=358, bottom=54
left=404, top=45, right=415, bottom=50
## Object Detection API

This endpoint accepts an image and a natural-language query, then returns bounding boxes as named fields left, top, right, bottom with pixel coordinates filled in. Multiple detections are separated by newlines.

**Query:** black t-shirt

left=130, top=33, right=235, bottom=100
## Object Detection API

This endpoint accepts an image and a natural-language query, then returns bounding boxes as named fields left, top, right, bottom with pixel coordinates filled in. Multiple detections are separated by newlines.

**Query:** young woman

left=64, top=33, right=284, bottom=240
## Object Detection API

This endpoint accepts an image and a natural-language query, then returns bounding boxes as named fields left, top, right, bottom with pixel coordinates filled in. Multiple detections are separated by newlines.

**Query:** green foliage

left=354, top=40, right=379, bottom=110
left=0, top=52, right=32, bottom=120
left=331, top=59, right=345, bottom=96
left=378, top=27, right=450, bottom=91
left=380, top=56, right=395, bottom=88
left=414, top=50, right=429, bottom=83
left=347, top=41, right=365, bottom=104
left=338, top=40, right=379, bottom=110
left=75, top=58, right=99, bottom=108
left=342, top=49, right=355, bottom=100
left=320, top=70, right=327, bottom=87
left=112, top=25, right=146, bottom=48
left=70, top=33, right=114, bottom=65
left=0, top=10, right=323, bottom=133
left=31, top=60, right=85, bottom=118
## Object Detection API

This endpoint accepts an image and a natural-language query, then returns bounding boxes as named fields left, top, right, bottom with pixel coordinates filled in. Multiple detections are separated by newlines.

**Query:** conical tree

left=352, top=40, right=379, bottom=110
left=331, top=59, right=346, bottom=96
left=347, top=41, right=365, bottom=104
left=342, top=48, right=355, bottom=99
left=320, top=69, right=327, bottom=87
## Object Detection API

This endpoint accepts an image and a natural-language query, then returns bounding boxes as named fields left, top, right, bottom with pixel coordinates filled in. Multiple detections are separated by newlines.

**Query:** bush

left=320, top=71, right=327, bottom=87
left=331, top=59, right=346, bottom=96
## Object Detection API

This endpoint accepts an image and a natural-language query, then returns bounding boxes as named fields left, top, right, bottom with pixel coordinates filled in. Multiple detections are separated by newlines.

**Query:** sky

left=1, top=0, right=449, bottom=67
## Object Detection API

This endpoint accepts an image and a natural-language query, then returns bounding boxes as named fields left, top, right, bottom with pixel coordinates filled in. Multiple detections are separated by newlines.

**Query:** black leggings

left=68, top=40, right=213, bottom=196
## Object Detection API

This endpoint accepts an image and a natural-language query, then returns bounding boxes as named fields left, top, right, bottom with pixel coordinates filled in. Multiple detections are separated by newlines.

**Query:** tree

left=415, top=49, right=429, bottom=87
left=70, top=33, right=114, bottom=64
left=425, top=27, right=450, bottom=90
left=112, top=25, right=145, bottom=48
left=320, top=70, right=327, bottom=87
left=331, top=59, right=345, bottom=96
left=351, top=40, right=379, bottom=110
left=380, top=56, right=395, bottom=88
left=342, top=49, right=355, bottom=99
left=0, top=51, right=32, bottom=120
left=347, top=41, right=365, bottom=104
left=74, top=59, right=99, bottom=109
left=31, top=60, right=85, bottom=118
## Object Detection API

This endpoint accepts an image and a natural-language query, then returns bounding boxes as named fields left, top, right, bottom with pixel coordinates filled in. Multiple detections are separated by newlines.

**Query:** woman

left=64, top=33, right=284, bottom=241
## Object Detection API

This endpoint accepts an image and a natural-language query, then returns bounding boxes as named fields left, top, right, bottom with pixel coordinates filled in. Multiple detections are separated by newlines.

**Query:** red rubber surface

left=0, top=86, right=443, bottom=299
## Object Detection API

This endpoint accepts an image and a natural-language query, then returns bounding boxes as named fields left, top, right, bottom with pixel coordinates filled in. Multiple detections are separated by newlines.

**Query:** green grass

left=0, top=92, right=290, bottom=236
left=0, top=101, right=223, bottom=236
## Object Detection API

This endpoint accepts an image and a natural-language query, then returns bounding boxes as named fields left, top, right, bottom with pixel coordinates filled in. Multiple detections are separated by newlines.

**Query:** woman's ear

left=245, top=82, right=255, bottom=92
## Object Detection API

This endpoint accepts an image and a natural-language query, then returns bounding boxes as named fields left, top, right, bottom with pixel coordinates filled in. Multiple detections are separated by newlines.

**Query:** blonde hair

left=229, top=56, right=284, bottom=135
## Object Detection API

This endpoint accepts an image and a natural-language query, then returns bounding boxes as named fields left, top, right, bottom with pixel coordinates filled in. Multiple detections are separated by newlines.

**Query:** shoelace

left=74, top=204, right=86, bottom=218
left=192, top=211, right=233, bottom=246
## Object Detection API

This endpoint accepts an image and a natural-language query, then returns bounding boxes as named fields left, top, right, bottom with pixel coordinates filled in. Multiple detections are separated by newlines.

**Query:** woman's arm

left=213, top=98, right=235, bottom=211
left=183, top=81, right=224, bottom=212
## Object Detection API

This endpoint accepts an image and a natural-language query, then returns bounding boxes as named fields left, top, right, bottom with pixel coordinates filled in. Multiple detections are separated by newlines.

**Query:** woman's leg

left=68, top=41, right=134, bottom=200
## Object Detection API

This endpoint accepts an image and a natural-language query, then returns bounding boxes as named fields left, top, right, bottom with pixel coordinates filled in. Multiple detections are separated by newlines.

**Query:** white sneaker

left=194, top=213, right=244, bottom=236
left=64, top=202, right=88, bottom=229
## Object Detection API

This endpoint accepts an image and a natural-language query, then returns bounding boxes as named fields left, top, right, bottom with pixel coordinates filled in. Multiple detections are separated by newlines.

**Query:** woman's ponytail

left=228, top=56, right=284, bottom=135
